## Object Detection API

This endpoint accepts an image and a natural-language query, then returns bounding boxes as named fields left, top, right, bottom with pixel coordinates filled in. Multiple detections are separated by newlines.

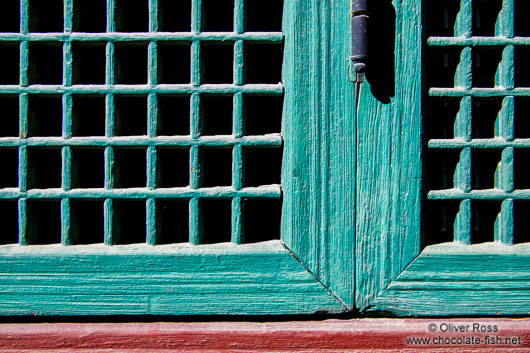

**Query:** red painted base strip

left=1, top=319, right=530, bottom=352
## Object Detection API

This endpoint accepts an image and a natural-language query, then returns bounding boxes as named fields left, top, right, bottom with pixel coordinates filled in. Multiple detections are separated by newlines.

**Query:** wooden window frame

left=0, top=0, right=355, bottom=316
left=4, top=0, right=527, bottom=318
left=356, top=0, right=530, bottom=315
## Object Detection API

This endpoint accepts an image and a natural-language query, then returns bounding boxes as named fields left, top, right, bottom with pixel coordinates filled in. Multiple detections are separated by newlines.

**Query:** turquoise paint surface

left=0, top=0, right=351, bottom=315
left=4, top=0, right=529, bottom=317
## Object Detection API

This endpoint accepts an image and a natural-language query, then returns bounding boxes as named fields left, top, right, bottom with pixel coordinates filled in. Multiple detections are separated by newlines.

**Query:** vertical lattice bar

left=497, top=96, right=515, bottom=141
left=147, top=146, right=157, bottom=190
left=146, top=12, right=158, bottom=246
left=232, top=143, right=243, bottom=243
left=19, top=0, right=28, bottom=197
left=496, top=0, right=514, bottom=38
left=192, top=0, right=201, bottom=33
left=61, top=199, right=71, bottom=245
left=231, top=0, right=245, bottom=244
left=454, top=198, right=471, bottom=244
left=452, top=4, right=473, bottom=245
left=190, top=0, right=201, bottom=244
left=62, top=94, right=73, bottom=139
left=148, top=94, right=157, bottom=138
left=62, top=147, right=72, bottom=191
left=148, top=0, right=158, bottom=86
left=494, top=148, right=514, bottom=243
left=61, top=147, right=72, bottom=245
left=149, top=0, right=158, bottom=32
left=233, top=0, right=244, bottom=82
left=104, top=144, right=114, bottom=244
left=496, top=45, right=514, bottom=90
left=18, top=102, right=28, bottom=242
left=497, top=98, right=515, bottom=254
left=455, top=47, right=472, bottom=90
left=147, top=0, right=158, bottom=241
left=19, top=41, right=28, bottom=88
left=496, top=98, right=515, bottom=195
left=64, top=0, right=73, bottom=32
left=18, top=198, right=28, bottom=245
left=234, top=41, right=244, bottom=86
left=18, top=91, right=28, bottom=245
left=62, top=0, right=74, bottom=246
left=104, top=198, right=114, bottom=245
left=146, top=198, right=157, bottom=245
left=20, top=0, right=28, bottom=35
left=232, top=93, right=243, bottom=243
left=105, top=45, right=115, bottom=87
left=497, top=1, right=515, bottom=244
left=496, top=147, right=514, bottom=191
left=105, top=94, right=115, bottom=138
left=496, top=199, right=513, bottom=244
left=191, top=42, right=200, bottom=86
left=455, top=97, right=472, bottom=141
left=454, top=148, right=471, bottom=243
left=148, top=42, right=158, bottom=87
left=107, top=0, right=115, bottom=33
left=190, top=92, right=200, bottom=244
left=146, top=95, right=157, bottom=243
left=234, top=0, right=244, bottom=33
left=455, top=0, right=472, bottom=38
left=233, top=93, right=244, bottom=138
left=232, top=197, right=243, bottom=243
left=104, top=147, right=115, bottom=244
left=454, top=0, right=472, bottom=88
left=105, top=0, right=115, bottom=247
left=191, top=0, right=201, bottom=86
left=19, top=0, right=28, bottom=187
left=189, top=197, right=200, bottom=244
left=146, top=146, right=157, bottom=245
left=104, top=147, right=114, bottom=189
left=19, top=95, right=28, bottom=157
left=18, top=145, right=27, bottom=193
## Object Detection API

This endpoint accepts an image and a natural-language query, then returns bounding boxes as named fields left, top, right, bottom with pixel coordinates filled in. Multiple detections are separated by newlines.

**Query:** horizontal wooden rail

left=0, top=319, right=529, bottom=352
left=0, top=135, right=283, bottom=147
left=0, top=32, right=284, bottom=42
left=0, top=84, right=284, bottom=94
left=0, top=185, right=282, bottom=199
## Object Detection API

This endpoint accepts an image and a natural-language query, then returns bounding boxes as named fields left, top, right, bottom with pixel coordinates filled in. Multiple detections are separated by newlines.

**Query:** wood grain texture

left=0, top=0, right=352, bottom=316
left=371, top=244, right=530, bottom=315
left=281, top=0, right=356, bottom=309
left=355, top=0, right=422, bottom=311
left=1, top=319, right=530, bottom=352
left=0, top=241, right=343, bottom=315
left=356, top=0, right=530, bottom=315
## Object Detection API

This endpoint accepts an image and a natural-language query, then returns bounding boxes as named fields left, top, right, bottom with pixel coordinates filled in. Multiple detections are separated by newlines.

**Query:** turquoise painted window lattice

left=0, top=0, right=284, bottom=246
left=424, top=0, right=530, bottom=245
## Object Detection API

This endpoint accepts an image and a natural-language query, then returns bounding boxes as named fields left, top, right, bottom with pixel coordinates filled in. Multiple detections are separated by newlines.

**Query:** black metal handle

left=351, top=0, right=369, bottom=83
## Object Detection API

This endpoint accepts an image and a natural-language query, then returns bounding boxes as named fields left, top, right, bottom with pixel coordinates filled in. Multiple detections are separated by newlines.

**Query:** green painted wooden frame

left=0, top=0, right=356, bottom=315
left=356, top=0, right=530, bottom=316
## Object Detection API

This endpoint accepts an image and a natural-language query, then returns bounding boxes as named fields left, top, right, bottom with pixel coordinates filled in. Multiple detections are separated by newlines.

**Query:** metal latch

left=351, top=0, right=369, bottom=83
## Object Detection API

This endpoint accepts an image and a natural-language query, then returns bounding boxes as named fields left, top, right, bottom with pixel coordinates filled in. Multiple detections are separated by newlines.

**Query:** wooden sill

left=0, top=319, right=529, bottom=352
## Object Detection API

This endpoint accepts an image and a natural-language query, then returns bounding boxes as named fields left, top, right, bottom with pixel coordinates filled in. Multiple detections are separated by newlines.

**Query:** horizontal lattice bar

left=0, top=32, right=284, bottom=42
left=430, top=88, right=530, bottom=97
left=428, top=189, right=530, bottom=200
left=0, top=186, right=282, bottom=199
left=0, top=84, right=284, bottom=94
left=428, top=139, right=530, bottom=149
left=428, top=37, right=530, bottom=46
left=0, top=135, right=282, bottom=147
